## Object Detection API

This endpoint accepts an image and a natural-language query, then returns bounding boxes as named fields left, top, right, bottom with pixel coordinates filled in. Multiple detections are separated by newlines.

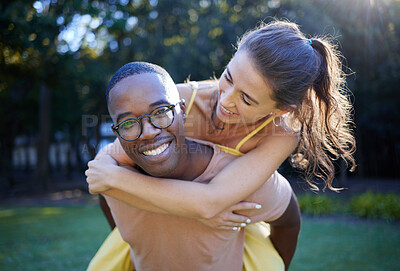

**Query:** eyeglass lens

left=118, top=106, right=174, bottom=141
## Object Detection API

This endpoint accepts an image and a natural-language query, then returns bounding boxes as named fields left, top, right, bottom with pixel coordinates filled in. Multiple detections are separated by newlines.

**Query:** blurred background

left=1, top=0, right=400, bottom=270
left=1, top=0, right=399, bottom=194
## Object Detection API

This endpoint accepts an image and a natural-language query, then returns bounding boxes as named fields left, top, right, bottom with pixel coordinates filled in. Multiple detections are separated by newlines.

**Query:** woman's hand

left=197, top=201, right=261, bottom=231
left=85, top=153, right=120, bottom=194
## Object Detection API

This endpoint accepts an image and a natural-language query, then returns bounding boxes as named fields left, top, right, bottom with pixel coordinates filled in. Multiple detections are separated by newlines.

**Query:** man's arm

left=268, top=192, right=301, bottom=271
left=99, top=194, right=116, bottom=230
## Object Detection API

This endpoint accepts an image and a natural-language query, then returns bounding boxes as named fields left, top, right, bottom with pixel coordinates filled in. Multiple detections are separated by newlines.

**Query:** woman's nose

left=139, top=118, right=161, bottom=140
left=220, top=87, right=236, bottom=107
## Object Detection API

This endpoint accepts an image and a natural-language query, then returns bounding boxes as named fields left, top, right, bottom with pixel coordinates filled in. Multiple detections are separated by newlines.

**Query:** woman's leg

left=242, top=222, right=285, bottom=271
left=86, top=227, right=134, bottom=271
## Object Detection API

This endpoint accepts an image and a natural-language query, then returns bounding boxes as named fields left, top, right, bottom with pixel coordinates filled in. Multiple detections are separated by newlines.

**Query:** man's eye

left=154, top=108, right=169, bottom=116
left=120, top=120, right=134, bottom=129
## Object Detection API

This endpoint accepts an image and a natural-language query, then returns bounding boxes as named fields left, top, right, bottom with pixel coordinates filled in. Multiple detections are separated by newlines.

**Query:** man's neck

left=164, top=139, right=214, bottom=181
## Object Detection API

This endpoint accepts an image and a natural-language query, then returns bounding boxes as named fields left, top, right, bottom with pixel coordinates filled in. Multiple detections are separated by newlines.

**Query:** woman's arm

left=104, top=186, right=258, bottom=229
left=268, top=192, right=301, bottom=271
left=87, top=132, right=298, bottom=219
left=88, top=149, right=257, bottom=228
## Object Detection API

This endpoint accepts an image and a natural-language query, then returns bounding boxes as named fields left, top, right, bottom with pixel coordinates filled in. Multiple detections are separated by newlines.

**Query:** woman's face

left=217, top=49, right=281, bottom=125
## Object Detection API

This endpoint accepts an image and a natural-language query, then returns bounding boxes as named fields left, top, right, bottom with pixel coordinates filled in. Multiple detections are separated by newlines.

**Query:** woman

left=86, top=20, right=355, bottom=270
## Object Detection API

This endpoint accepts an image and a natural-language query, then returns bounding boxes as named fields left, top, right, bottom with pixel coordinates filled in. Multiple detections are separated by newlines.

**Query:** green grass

left=0, top=206, right=399, bottom=270
left=291, top=217, right=400, bottom=271
left=0, top=206, right=109, bottom=271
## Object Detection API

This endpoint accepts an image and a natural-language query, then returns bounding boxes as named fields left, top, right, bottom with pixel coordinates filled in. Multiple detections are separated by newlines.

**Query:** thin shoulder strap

left=234, top=116, right=275, bottom=152
left=216, top=144, right=244, bottom=157
left=185, top=81, right=198, bottom=116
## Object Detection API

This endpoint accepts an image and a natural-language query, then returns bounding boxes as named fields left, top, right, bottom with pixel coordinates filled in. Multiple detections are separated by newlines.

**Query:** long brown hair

left=238, top=20, right=356, bottom=191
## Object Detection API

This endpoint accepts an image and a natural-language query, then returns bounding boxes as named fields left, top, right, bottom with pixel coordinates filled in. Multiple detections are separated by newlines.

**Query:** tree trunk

left=0, top=135, right=15, bottom=189
left=35, top=84, right=51, bottom=192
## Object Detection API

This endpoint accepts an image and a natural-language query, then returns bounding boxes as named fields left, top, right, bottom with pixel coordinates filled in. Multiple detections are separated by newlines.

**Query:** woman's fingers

left=212, top=201, right=264, bottom=229
left=229, top=201, right=262, bottom=212
left=215, top=219, right=247, bottom=228
left=217, top=226, right=242, bottom=231
left=223, top=212, right=251, bottom=224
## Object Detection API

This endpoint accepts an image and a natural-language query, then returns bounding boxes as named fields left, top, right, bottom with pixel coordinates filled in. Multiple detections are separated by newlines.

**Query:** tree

left=1, top=0, right=399, bottom=194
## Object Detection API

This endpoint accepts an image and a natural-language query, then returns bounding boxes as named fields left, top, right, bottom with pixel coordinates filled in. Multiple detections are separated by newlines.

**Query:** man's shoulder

left=187, top=138, right=236, bottom=183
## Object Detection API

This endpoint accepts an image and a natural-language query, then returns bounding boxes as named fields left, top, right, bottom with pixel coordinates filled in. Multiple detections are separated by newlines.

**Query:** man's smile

left=142, top=142, right=170, bottom=156
left=135, top=138, right=176, bottom=166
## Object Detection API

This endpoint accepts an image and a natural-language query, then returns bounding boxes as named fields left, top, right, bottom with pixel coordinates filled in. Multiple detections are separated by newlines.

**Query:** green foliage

left=298, top=191, right=400, bottom=221
left=350, top=191, right=400, bottom=220
left=298, top=194, right=336, bottom=216
left=1, top=0, right=400, bottom=183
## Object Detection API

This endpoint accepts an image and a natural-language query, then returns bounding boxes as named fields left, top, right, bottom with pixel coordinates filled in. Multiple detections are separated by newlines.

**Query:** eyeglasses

left=111, top=103, right=179, bottom=141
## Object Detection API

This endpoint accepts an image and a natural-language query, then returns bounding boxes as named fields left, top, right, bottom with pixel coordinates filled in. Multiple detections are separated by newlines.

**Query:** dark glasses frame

left=111, top=102, right=179, bottom=141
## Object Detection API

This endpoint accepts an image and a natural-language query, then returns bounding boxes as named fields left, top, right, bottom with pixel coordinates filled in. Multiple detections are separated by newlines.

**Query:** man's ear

left=179, top=99, right=186, bottom=122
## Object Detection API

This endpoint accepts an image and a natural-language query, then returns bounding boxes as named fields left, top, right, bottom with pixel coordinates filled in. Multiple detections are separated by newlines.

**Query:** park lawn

left=0, top=206, right=109, bottom=271
left=292, top=217, right=400, bottom=271
left=0, top=206, right=399, bottom=271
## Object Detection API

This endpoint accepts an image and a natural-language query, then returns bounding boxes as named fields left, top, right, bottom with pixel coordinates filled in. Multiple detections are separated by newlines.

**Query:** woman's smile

left=219, top=103, right=239, bottom=117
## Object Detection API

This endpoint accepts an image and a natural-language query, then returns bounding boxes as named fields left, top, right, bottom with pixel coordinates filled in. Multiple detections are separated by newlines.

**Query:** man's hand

left=85, top=153, right=118, bottom=194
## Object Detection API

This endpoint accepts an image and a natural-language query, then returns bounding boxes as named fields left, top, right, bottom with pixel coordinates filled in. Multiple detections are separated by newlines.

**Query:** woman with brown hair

left=86, top=19, right=355, bottom=270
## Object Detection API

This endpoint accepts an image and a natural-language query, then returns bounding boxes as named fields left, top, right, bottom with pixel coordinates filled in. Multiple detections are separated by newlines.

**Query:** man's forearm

left=99, top=194, right=116, bottom=230
left=268, top=192, right=301, bottom=270
left=270, top=223, right=300, bottom=270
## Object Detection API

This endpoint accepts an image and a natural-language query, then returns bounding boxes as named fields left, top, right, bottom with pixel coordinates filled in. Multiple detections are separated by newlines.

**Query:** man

left=86, top=62, right=299, bottom=270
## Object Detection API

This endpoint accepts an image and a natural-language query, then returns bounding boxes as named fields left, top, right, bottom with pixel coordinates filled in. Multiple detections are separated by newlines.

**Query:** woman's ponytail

left=293, top=37, right=356, bottom=191
left=238, top=20, right=356, bottom=191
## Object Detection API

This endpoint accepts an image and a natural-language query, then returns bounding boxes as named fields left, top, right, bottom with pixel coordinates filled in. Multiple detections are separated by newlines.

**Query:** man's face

left=108, top=73, right=186, bottom=176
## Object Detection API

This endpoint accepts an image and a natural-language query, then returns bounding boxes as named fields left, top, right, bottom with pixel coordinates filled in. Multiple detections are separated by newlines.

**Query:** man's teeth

left=143, top=143, right=170, bottom=156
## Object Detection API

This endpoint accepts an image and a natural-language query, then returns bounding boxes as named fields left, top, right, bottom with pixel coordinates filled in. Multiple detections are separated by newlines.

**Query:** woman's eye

left=241, top=94, right=251, bottom=106
left=223, top=73, right=232, bottom=84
